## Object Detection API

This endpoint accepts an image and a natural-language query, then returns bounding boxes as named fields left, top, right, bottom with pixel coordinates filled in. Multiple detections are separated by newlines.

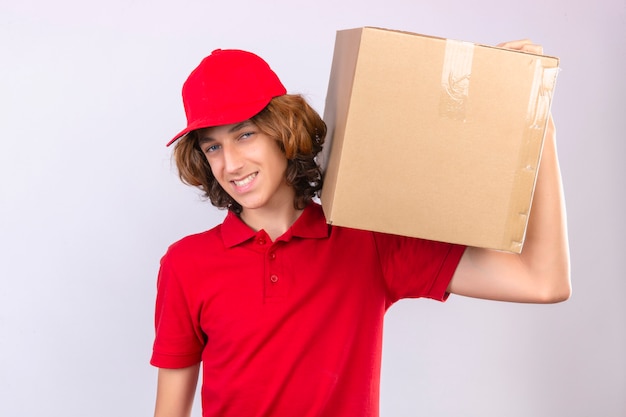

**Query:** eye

left=239, top=131, right=254, bottom=140
left=203, top=144, right=221, bottom=154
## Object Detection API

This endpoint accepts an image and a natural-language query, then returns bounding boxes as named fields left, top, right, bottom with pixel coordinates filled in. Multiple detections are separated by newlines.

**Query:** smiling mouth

left=232, top=172, right=258, bottom=187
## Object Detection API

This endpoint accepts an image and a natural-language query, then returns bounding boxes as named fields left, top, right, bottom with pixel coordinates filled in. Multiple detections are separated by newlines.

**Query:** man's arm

left=154, top=364, right=200, bottom=417
left=447, top=40, right=571, bottom=303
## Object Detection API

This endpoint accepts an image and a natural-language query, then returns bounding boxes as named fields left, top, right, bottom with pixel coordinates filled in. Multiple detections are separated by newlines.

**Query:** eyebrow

left=197, top=121, right=252, bottom=145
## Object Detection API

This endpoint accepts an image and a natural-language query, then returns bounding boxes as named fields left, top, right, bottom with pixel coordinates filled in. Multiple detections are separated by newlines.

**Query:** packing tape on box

left=527, top=61, right=559, bottom=129
left=507, top=61, right=560, bottom=252
left=439, top=39, right=474, bottom=121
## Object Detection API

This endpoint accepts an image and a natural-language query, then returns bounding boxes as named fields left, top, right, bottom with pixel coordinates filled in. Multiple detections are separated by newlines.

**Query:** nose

left=222, top=143, right=244, bottom=173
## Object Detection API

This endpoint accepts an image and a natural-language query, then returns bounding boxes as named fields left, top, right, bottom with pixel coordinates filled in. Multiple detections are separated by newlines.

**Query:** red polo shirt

left=151, top=202, right=465, bottom=417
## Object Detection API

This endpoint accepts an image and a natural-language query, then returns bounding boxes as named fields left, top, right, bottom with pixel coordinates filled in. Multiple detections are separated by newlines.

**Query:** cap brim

left=166, top=126, right=195, bottom=147
left=165, top=97, right=279, bottom=147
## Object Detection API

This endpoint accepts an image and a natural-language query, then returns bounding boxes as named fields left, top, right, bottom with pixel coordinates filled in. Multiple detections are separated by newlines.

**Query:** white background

left=1, top=0, right=624, bottom=416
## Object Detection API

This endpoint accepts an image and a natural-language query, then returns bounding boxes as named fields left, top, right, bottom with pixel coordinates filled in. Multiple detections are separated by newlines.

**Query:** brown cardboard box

left=320, top=27, right=559, bottom=253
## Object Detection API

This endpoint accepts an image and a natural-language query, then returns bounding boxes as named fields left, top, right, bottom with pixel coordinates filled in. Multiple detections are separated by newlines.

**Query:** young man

left=152, top=44, right=570, bottom=417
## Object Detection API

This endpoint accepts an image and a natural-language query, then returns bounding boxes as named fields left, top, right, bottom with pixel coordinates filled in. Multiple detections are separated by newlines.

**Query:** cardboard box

left=320, top=27, right=559, bottom=253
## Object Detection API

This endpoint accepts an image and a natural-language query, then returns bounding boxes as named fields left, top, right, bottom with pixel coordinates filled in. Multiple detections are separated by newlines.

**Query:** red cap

left=167, top=49, right=287, bottom=146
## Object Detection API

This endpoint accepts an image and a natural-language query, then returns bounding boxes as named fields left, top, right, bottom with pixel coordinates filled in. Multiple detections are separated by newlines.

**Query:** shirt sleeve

left=150, top=249, right=206, bottom=369
left=373, top=232, right=466, bottom=303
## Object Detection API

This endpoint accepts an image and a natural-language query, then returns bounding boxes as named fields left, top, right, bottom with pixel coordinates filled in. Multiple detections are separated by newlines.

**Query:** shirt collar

left=221, top=202, right=329, bottom=248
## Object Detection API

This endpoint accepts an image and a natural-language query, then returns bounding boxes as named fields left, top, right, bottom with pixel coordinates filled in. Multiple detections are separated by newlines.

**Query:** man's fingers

left=497, top=39, right=544, bottom=55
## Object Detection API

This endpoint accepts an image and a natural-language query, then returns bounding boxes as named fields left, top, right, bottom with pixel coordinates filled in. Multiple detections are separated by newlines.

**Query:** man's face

left=197, top=120, right=294, bottom=215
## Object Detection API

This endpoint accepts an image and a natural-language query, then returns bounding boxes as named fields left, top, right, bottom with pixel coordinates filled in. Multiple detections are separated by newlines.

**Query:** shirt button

left=269, top=252, right=276, bottom=260
left=270, top=275, right=279, bottom=283
left=257, top=238, right=266, bottom=245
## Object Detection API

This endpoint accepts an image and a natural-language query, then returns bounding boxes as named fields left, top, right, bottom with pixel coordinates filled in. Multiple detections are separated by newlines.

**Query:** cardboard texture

left=320, top=27, right=559, bottom=253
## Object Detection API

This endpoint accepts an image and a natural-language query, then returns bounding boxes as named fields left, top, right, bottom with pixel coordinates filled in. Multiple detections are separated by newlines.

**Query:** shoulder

left=328, top=223, right=375, bottom=242
left=163, top=223, right=224, bottom=262
left=336, top=227, right=465, bottom=263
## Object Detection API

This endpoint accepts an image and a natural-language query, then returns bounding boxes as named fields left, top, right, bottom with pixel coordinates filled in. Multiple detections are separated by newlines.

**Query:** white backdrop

left=1, top=0, right=624, bottom=416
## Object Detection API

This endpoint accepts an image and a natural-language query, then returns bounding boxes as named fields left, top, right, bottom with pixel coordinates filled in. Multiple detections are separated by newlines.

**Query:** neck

left=240, top=203, right=304, bottom=242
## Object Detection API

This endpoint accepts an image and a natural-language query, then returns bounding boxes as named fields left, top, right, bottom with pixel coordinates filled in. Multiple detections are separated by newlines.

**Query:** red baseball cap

left=166, top=49, right=287, bottom=146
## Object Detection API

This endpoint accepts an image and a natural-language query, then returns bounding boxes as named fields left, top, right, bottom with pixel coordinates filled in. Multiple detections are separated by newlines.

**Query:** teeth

left=233, top=173, right=257, bottom=187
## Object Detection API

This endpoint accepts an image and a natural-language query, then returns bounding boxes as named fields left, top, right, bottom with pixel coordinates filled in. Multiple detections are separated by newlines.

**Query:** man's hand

left=497, top=39, right=544, bottom=54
